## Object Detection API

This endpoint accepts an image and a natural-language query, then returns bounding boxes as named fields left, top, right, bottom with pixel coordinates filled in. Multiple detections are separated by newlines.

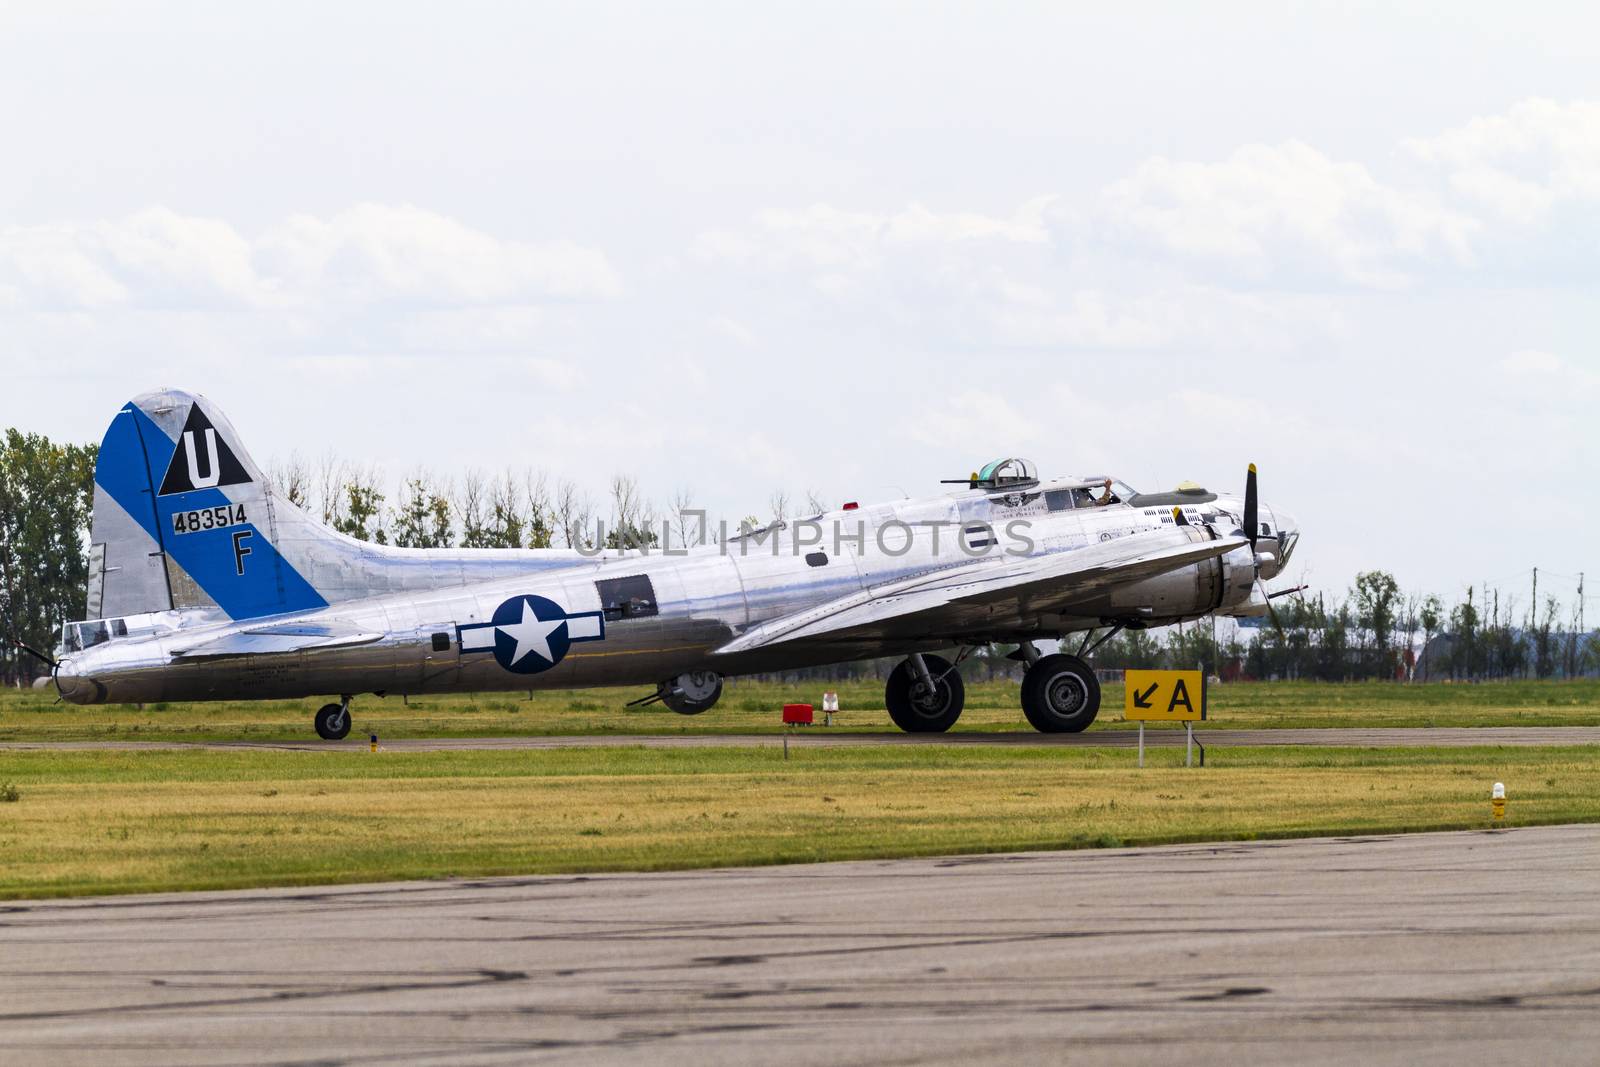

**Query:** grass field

left=1, top=743, right=1595, bottom=899
left=2, top=678, right=1597, bottom=742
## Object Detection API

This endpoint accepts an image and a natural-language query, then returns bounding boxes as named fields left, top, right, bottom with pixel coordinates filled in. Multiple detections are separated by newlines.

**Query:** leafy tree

left=332, top=467, right=387, bottom=544
left=1352, top=570, right=1400, bottom=677
left=0, top=431, right=96, bottom=685
left=522, top=470, right=555, bottom=549
left=1448, top=587, right=1479, bottom=680
left=603, top=475, right=658, bottom=550
left=391, top=473, right=453, bottom=549
left=1420, top=595, right=1442, bottom=649
left=455, top=470, right=493, bottom=548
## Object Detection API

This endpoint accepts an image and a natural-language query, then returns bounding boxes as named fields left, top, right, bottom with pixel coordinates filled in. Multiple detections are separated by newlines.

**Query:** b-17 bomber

left=38, top=390, right=1299, bottom=739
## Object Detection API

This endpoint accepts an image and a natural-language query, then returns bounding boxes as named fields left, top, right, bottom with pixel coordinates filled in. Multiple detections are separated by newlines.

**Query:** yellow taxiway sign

left=1123, top=669, right=1207, bottom=722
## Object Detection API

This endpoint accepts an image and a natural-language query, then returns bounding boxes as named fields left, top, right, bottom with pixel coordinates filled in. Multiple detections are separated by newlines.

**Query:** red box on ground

left=782, top=703, right=814, bottom=725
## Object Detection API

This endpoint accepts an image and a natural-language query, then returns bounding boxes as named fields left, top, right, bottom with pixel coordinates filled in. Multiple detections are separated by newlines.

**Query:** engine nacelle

left=1090, top=541, right=1256, bottom=621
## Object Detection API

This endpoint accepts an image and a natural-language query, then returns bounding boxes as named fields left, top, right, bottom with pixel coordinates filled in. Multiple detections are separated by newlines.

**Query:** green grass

left=0, top=743, right=1594, bottom=899
left=2, top=678, right=1597, bottom=742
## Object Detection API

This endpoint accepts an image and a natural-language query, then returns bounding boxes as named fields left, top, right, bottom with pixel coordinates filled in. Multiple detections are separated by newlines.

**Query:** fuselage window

left=805, top=552, right=828, bottom=567
left=596, top=574, right=659, bottom=621
left=431, top=632, right=451, bottom=652
left=1045, top=490, right=1073, bottom=512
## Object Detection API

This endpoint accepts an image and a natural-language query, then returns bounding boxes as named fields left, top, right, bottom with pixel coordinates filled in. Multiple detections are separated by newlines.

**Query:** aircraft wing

left=713, top=529, right=1249, bottom=656
left=169, top=621, right=387, bottom=660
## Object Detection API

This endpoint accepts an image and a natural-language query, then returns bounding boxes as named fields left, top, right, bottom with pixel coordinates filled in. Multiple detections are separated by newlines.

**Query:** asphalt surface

left=6, top=725, right=1600, bottom=751
left=4, top=825, right=1600, bottom=1065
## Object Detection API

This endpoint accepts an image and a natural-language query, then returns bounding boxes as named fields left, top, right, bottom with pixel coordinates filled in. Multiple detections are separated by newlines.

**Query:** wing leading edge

left=713, top=529, right=1250, bottom=656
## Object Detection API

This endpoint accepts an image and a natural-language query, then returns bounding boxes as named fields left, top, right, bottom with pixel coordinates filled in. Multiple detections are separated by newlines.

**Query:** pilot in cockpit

left=1093, top=478, right=1116, bottom=506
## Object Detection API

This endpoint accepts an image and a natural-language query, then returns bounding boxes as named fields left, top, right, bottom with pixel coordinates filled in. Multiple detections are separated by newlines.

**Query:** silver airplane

left=45, top=390, right=1298, bottom=738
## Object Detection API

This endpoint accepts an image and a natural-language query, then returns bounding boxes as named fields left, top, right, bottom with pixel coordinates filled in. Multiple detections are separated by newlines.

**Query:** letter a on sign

left=1168, top=678, right=1193, bottom=716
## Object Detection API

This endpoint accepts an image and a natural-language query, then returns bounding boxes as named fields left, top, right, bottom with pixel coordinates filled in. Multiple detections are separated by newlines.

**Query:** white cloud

left=1499, top=348, right=1597, bottom=390
left=898, top=389, right=1044, bottom=450
left=257, top=204, right=622, bottom=306
left=692, top=200, right=1050, bottom=273
left=1406, top=99, right=1600, bottom=223
left=708, top=314, right=757, bottom=346
left=0, top=204, right=621, bottom=312
left=1501, top=348, right=1563, bottom=375
left=1096, top=141, right=1477, bottom=288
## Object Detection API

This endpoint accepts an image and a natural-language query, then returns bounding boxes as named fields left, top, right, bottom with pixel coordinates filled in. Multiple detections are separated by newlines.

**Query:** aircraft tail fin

left=88, top=390, right=331, bottom=621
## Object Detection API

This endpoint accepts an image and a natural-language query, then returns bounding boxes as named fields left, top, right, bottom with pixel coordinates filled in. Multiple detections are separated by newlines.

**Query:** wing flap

left=713, top=530, right=1248, bottom=656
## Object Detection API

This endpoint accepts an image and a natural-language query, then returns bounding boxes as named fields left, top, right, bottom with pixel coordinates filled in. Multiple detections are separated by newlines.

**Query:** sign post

left=1123, top=669, right=1207, bottom=767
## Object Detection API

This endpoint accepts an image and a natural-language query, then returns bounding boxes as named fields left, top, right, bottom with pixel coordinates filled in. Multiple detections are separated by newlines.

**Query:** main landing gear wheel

left=661, top=670, right=723, bottom=715
left=885, top=653, right=965, bottom=733
left=314, top=700, right=352, bottom=740
left=1021, top=654, right=1100, bottom=733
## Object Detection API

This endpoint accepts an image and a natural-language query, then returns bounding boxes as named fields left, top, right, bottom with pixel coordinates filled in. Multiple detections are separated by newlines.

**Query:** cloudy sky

left=2, top=1, right=1596, bottom=607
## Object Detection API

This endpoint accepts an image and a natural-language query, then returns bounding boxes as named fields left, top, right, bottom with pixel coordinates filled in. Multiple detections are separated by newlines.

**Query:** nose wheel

left=314, top=696, right=352, bottom=740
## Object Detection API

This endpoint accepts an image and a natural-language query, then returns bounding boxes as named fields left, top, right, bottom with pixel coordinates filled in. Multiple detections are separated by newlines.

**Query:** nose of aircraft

left=54, top=657, right=89, bottom=703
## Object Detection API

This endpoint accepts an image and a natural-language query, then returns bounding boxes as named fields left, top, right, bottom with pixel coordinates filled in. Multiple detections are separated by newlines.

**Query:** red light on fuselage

left=843, top=501, right=859, bottom=510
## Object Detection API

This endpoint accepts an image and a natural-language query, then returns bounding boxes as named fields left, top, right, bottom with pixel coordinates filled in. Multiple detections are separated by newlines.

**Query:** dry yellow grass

left=3, top=745, right=1595, bottom=898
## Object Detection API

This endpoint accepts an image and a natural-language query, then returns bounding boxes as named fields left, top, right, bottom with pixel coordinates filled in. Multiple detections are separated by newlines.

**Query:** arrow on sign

left=1132, top=683, right=1159, bottom=708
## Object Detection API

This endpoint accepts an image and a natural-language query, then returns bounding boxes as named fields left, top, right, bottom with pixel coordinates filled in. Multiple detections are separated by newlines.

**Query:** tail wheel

left=1021, top=654, right=1100, bottom=733
left=661, top=671, right=723, bottom=715
left=885, top=654, right=965, bottom=733
left=314, top=702, right=351, bottom=740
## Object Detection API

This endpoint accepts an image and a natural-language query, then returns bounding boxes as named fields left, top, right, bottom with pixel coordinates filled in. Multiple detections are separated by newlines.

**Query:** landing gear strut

left=1021, top=654, right=1100, bottom=733
left=885, top=653, right=965, bottom=733
left=315, top=695, right=352, bottom=740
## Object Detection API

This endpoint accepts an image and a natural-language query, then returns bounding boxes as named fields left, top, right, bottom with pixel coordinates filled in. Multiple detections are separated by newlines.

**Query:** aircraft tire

left=885, top=654, right=965, bottom=733
left=1021, top=654, right=1100, bottom=733
left=314, top=702, right=351, bottom=741
left=662, top=671, right=723, bottom=715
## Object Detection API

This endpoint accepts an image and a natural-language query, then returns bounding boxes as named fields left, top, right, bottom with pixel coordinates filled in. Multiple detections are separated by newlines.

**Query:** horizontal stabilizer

left=170, top=622, right=385, bottom=660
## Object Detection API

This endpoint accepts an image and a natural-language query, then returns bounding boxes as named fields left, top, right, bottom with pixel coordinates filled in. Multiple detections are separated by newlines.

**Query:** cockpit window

left=61, top=619, right=121, bottom=652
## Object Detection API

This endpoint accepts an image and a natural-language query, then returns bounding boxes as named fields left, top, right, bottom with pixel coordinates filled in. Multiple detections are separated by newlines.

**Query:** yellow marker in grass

left=1492, top=782, right=1506, bottom=822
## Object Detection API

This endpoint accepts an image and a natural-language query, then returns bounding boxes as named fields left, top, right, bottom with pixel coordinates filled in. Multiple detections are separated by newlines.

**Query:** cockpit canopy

left=971, top=458, right=1038, bottom=490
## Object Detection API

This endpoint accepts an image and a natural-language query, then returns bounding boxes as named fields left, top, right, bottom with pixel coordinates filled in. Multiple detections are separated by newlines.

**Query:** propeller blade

left=1243, top=462, right=1259, bottom=555
left=1256, top=576, right=1285, bottom=635
left=10, top=637, right=58, bottom=670
left=1172, top=506, right=1190, bottom=527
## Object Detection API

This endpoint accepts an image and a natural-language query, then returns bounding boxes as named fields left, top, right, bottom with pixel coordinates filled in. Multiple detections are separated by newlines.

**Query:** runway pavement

left=4, top=825, right=1600, bottom=1065
left=6, top=724, right=1600, bottom=752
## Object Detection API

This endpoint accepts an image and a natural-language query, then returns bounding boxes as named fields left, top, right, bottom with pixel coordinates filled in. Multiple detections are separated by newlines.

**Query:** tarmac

left=5, top=724, right=1600, bottom=752
left=4, top=825, right=1600, bottom=1065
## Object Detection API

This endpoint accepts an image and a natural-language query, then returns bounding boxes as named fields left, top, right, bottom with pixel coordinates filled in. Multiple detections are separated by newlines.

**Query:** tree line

left=1093, top=569, right=1598, bottom=682
left=2, top=430, right=1596, bottom=686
